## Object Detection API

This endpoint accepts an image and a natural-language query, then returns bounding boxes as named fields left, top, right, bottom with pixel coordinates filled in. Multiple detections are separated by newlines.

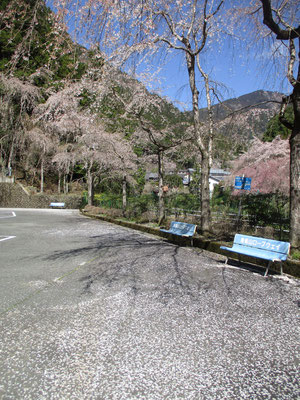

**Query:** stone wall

left=0, top=176, right=14, bottom=183
left=0, top=183, right=83, bottom=209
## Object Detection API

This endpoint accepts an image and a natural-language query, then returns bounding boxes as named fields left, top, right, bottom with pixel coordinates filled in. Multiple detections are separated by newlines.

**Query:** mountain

left=188, top=90, right=283, bottom=165
left=199, top=90, right=282, bottom=122
left=213, top=90, right=282, bottom=140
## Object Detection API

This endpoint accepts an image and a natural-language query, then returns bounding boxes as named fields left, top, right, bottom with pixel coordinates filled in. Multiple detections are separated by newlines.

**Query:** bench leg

left=264, top=260, right=271, bottom=277
left=280, top=262, right=283, bottom=275
left=224, top=257, right=228, bottom=265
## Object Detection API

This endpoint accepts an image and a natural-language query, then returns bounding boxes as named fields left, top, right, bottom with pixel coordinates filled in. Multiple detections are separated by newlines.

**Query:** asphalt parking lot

left=0, top=208, right=299, bottom=399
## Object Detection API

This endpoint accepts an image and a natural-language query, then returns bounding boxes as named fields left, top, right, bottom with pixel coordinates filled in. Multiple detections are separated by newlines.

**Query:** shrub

left=164, top=174, right=183, bottom=189
left=166, top=193, right=200, bottom=211
left=242, top=192, right=289, bottom=228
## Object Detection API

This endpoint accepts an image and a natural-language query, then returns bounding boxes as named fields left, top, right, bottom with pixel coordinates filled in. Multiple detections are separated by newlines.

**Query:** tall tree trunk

left=122, top=174, right=127, bottom=216
left=7, top=138, right=15, bottom=173
left=87, top=164, right=94, bottom=206
left=201, top=153, right=211, bottom=233
left=290, top=85, right=300, bottom=250
left=197, top=59, right=214, bottom=168
left=158, top=150, right=165, bottom=225
left=186, top=52, right=211, bottom=234
left=63, top=174, right=69, bottom=194
left=58, top=171, right=61, bottom=194
left=64, top=160, right=70, bottom=194
left=40, top=157, right=44, bottom=193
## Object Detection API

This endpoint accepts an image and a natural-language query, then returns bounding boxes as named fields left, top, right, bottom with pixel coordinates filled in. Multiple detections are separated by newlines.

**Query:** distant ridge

left=181, top=90, right=283, bottom=163
left=198, top=90, right=282, bottom=121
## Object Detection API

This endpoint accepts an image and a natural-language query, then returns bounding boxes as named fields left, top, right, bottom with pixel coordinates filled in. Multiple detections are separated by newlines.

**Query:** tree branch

left=260, top=0, right=300, bottom=40
left=156, top=10, right=184, bottom=45
left=187, top=0, right=197, bottom=39
left=154, top=36, right=192, bottom=54
left=287, top=38, right=297, bottom=87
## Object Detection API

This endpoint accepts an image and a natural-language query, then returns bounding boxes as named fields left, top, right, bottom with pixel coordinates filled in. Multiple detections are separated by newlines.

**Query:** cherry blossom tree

left=33, top=83, right=84, bottom=192
left=100, top=70, right=191, bottom=223
left=26, top=126, right=56, bottom=192
left=150, top=0, right=225, bottom=232
left=52, top=146, right=77, bottom=193
left=52, top=0, right=228, bottom=234
left=135, top=120, right=185, bottom=224
left=108, top=137, right=138, bottom=215
left=229, top=136, right=290, bottom=195
left=0, top=74, right=41, bottom=175
left=77, top=123, right=138, bottom=207
left=33, top=69, right=139, bottom=204
left=78, top=125, right=112, bottom=206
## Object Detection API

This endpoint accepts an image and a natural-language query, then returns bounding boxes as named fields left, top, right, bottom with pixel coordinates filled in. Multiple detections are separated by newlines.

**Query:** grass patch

left=291, top=250, right=300, bottom=261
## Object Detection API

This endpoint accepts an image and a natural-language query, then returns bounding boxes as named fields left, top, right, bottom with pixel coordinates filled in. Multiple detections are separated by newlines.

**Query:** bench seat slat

left=160, top=228, right=195, bottom=237
left=220, top=245, right=288, bottom=262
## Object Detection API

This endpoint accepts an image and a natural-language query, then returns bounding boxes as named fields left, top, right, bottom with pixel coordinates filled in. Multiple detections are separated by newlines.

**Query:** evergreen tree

left=262, top=106, right=294, bottom=142
left=0, top=0, right=88, bottom=82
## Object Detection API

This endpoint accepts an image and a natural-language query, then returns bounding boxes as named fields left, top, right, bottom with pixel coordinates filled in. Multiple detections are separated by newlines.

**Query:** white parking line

left=0, top=236, right=16, bottom=242
left=0, top=211, right=16, bottom=219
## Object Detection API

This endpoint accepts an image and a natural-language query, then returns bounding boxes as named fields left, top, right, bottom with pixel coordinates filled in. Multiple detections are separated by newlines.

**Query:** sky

left=141, top=43, right=290, bottom=111
left=51, top=0, right=294, bottom=112
left=119, top=35, right=292, bottom=112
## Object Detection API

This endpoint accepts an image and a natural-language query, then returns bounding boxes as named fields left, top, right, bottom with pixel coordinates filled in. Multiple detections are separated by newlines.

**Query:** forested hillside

left=194, top=90, right=282, bottom=163
left=0, top=0, right=92, bottom=81
left=0, top=0, right=186, bottom=194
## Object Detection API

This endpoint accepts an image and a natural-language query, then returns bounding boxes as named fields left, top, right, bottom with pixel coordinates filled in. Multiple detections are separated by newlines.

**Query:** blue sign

left=234, top=176, right=243, bottom=190
left=235, top=176, right=252, bottom=190
left=243, top=177, right=252, bottom=190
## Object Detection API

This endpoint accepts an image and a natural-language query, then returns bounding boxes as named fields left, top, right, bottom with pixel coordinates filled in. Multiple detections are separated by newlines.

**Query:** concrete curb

left=81, top=210, right=300, bottom=279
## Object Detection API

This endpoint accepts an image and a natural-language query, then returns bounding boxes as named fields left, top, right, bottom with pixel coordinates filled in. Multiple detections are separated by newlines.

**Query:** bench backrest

left=234, top=234, right=290, bottom=255
left=169, top=221, right=196, bottom=236
left=50, top=202, right=65, bottom=207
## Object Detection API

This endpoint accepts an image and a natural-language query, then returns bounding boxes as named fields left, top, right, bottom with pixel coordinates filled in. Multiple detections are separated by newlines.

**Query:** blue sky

left=50, top=0, right=292, bottom=112
left=143, top=44, right=290, bottom=111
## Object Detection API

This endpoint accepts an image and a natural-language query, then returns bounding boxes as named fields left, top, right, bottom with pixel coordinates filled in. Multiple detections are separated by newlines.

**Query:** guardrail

left=165, top=207, right=289, bottom=238
left=91, top=199, right=289, bottom=240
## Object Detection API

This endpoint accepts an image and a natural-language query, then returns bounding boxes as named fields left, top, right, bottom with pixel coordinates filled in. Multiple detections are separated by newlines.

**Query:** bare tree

left=151, top=1, right=225, bottom=233
left=53, top=0, right=228, bottom=234
left=248, top=0, right=300, bottom=250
